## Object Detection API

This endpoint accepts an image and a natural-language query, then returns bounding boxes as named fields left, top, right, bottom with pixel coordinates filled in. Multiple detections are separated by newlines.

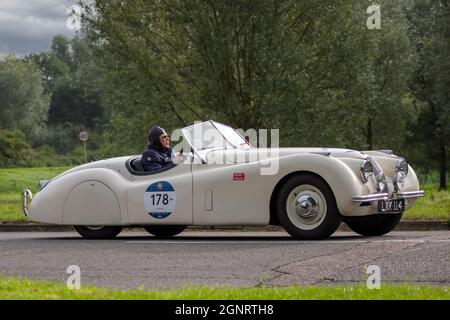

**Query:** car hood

left=203, top=147, right=368, bottom=160
left=272, top=147, right=367, bottom=159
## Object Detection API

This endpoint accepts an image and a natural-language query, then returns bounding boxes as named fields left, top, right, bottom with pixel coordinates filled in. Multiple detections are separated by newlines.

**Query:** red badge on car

left=233, top=173, right=245, bottom=181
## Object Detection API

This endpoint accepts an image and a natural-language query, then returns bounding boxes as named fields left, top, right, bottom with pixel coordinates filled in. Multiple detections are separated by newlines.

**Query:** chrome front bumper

left=396, top=190, right=425, bottom=198
left=352, top=190, right=424, bottom=203
left=22, top=189, right=33, bottom=217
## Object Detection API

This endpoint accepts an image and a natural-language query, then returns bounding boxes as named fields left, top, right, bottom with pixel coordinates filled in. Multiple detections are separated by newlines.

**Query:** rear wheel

left=345, top=213, right=402, bottom=236
left=73, top=226, right=122, bottom=239
left=276, top=174, right=341, bottom=240
left=144, top=225, right=186, bottom=237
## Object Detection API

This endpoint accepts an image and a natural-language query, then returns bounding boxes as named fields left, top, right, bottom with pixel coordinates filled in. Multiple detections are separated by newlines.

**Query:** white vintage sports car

left=23, top=120, right=424, bottom=240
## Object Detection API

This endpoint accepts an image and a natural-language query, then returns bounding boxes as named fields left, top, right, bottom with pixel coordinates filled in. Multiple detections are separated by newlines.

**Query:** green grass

left=0, top=166, right=70, bottom=222
left=0, top=167, right=448, bottom=222
left=0, top=275, right=448, bottom=300
left=403, top=184, right=450, bottom=221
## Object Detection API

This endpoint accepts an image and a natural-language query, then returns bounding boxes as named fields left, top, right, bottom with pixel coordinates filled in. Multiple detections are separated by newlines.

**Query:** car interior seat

left=130, top=157, right=145, bottom=172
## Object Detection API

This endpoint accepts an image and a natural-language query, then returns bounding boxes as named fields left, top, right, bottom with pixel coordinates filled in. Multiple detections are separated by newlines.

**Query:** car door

left=126, top=161, right=193, bottom=225
left=192, top=149, right=272, bottom=225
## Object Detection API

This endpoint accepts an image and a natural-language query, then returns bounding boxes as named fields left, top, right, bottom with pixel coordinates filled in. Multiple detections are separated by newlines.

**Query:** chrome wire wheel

left=286, top=184, right=327, bottom=230
left=277, top=174, right=341, bottom=240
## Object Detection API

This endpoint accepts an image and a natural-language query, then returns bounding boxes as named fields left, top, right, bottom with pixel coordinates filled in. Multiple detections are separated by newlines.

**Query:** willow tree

left=78, top=0, right=415, bottom=153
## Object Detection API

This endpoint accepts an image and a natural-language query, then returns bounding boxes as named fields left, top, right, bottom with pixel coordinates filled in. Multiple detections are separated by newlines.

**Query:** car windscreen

left=212, top=121, right=250, bottom=149
left=182, top=121, right=233, bottom=150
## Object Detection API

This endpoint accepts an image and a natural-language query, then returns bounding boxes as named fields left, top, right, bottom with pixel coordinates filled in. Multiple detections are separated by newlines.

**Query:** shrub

left=0, top=129, right=31, bottom=167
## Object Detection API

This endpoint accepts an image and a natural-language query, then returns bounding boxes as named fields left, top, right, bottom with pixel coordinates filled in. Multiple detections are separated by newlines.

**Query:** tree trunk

left=367, top=117, right=373, bottom=150
left=439, top=139, right=447, bottom=190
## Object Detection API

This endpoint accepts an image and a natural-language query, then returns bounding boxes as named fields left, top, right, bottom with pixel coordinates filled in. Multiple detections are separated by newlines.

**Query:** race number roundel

left=144, top=181, right=176, bottom=219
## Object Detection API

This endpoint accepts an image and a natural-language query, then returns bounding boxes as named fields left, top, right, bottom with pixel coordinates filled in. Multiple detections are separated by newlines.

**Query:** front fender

left=276, top=153, right=364, bottom=216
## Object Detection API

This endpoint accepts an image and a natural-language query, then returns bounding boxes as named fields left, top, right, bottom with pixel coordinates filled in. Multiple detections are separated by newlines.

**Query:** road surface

left=0, top=230, right=448, bottom=289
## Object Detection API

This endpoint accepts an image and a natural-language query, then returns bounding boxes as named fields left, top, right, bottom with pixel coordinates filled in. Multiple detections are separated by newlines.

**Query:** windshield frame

left=181, top=120, right=252, bottom=163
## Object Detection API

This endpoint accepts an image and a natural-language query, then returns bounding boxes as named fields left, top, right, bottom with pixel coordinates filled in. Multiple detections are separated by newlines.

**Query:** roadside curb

left=385, top=220, right=449, bottom=231
left=0, top=223, right=73, bottom=232
left=0, top=220, right=448, bottom=232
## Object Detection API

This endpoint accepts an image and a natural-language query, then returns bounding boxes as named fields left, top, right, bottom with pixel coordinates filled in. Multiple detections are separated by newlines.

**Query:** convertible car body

left=23, top=120, right=424, bottom=239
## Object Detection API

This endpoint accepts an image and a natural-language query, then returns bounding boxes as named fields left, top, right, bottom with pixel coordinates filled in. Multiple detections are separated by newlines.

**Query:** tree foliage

left=406, top=0, right=450, bottom=189
left=79, top=0, right=416, bottom=154
left=0, top=56, right=49, bottom=145
left=0, top=129, right=30, bottom=167
left=27, top=36, right=104, bottom=130
left=0, top=0, right=447, bottom=186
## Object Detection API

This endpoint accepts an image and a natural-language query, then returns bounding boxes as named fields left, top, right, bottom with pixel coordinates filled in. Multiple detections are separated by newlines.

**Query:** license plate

left=378, top=199, right=405, bottom=213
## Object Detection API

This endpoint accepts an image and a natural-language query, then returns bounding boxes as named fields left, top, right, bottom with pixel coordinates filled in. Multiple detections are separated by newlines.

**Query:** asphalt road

left=0, top=230, right=449, bottom=289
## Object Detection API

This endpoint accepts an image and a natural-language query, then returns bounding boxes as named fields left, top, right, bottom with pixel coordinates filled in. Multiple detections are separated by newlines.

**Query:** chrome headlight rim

left=360, top=159, right=374, bottom=182
left=393, top=172, right=405, bottom=191
left=378, top=179, right=388, bottom=193
left=395, top=158, right=409, bottom=178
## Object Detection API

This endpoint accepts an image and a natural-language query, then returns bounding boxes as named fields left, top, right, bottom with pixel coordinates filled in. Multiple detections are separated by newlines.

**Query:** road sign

left=78, top=131, right=89, bottom=163
left=78, top=131, right=89, bottom=143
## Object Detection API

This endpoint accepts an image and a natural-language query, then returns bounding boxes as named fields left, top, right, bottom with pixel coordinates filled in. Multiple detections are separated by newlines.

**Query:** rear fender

left=29, top=168, right=129, bottom=225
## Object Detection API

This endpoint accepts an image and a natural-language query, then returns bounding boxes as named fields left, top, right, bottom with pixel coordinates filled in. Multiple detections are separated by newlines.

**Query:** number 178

left=151, top=193, right=169, bottom=205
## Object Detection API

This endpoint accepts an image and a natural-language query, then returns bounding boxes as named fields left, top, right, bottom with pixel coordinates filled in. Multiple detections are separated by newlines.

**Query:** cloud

left=0, top=0, right=78, bottom=56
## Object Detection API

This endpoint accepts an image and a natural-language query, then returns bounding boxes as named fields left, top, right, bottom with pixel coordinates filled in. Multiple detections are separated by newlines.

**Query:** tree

left=0, top=56, right=49, bottom=145
left=77, top=0, right=420, bottom=159
left=27, top=35, right=105, bottom=132
left=406, top=0, right=450, bottom=189
left=353, top=0, right=416, bottom=152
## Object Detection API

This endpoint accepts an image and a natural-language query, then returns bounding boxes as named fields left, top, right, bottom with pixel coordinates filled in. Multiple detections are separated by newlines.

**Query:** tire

left=73, top=226, right=123, bottom=239
left=345, top=213, right=402, bottom=236
left=144, top=225, right=186, bottom=237
left=276, top=174, right=341, bottom=240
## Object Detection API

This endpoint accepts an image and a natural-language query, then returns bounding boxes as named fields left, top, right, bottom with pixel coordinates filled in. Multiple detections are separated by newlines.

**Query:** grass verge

left=0, top=275, right=448, bottom=300
left=403, top=184, right=450, bottom=221
left=0, top=166, right=70, bottom=222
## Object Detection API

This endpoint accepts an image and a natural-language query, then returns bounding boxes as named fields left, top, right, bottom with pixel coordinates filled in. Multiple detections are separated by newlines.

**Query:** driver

left=141, top=126, right=173, bottom=171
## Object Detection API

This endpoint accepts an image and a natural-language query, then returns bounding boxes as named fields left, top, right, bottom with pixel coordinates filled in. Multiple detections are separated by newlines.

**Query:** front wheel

left=144, top=225, right=186, bottom=237
left=73, top=226, right=122, bottom=239
left=276, top=174, right=341, bottom=240
left=345, top=213, right=402, bottom=236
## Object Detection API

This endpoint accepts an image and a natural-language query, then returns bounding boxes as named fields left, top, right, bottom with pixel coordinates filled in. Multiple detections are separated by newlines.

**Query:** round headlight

left=360, top=160, right=374, bottom=182
left=395, top=158, right=408, bottom=177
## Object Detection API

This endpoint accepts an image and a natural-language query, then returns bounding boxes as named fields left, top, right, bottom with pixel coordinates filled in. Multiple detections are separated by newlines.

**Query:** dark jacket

left=141, top=145, right=173, bottom=171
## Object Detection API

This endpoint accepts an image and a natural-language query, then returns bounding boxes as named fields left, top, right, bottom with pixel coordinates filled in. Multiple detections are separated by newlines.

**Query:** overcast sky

left=0, top=0, right=77, bottom=57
